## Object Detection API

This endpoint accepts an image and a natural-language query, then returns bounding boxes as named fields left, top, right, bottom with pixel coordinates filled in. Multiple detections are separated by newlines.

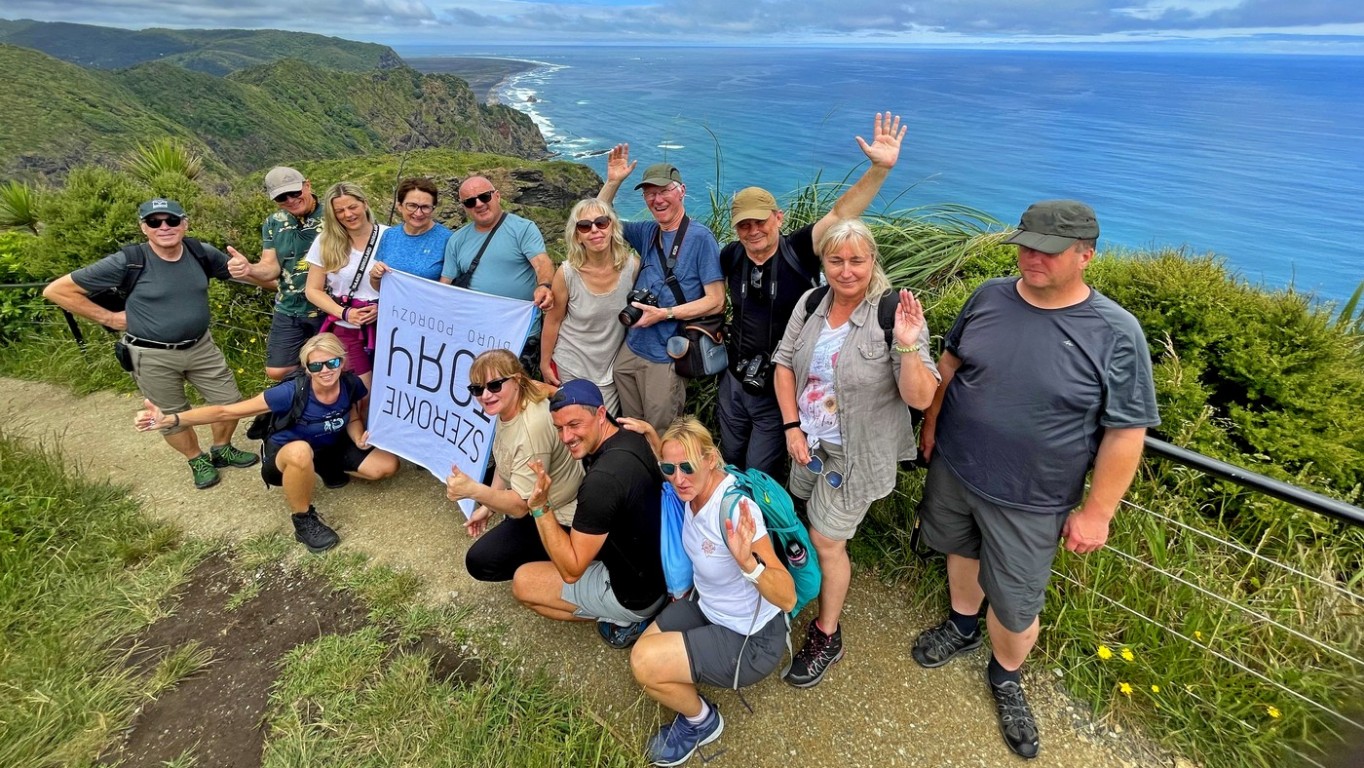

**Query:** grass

left=0, top=433, right=636, bottom=766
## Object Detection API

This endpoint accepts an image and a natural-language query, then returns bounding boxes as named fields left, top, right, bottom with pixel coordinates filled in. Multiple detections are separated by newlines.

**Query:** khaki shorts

left=128, top=332, right=241, bottom=435
left=562, top=561, right=664, bottom=626
left=788, top=440, right=869, bottom=541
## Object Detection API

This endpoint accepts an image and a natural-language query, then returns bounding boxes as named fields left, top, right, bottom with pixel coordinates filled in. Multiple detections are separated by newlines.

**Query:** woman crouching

left=135, top=332, right=399, bottom=553
left=627, top=416, right=795, bottom=767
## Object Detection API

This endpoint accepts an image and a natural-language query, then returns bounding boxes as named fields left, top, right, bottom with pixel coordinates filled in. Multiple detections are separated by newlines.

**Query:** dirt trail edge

left=1, top=378, right=1166, bottom=768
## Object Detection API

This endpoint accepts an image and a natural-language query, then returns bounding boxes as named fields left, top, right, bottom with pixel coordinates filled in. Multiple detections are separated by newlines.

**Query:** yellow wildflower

left=1151, top=684, right=1161, bottom=694
left=1267, top=705, right=1281, bottom=719
left=251, top=337, right=258, bottom=343
left=1097, top=645, right=1114, bottom=660
left=1119, top=682, right=1133, bottom=696
left=1121, top=647, right=1135, bottom=662
left=1194, top=630, right=1203, bottom=641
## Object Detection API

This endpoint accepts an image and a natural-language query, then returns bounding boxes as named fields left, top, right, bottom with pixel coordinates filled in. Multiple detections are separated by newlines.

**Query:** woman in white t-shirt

left=304, top=181, right=388, bottom=386
left=624, top=416, right=795, bottom=767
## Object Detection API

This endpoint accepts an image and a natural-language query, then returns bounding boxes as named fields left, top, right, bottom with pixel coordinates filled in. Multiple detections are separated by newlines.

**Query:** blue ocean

left=409, top=46, right=1364, bottom=303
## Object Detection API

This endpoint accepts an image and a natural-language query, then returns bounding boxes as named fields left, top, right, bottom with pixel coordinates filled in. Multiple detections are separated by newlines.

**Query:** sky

left=4, top=0, right=1363, bottom=50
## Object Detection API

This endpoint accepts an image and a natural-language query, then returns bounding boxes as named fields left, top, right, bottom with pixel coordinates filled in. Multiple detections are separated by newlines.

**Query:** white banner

left=368, top=270, right=538, bottom=518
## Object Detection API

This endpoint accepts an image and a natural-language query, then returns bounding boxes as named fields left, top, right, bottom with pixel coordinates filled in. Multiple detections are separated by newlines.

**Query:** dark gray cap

left=1002, top=200, right=1100, bottom=254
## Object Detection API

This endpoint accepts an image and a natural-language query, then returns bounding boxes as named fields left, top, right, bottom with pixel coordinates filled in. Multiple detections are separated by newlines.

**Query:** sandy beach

left=406, top=56, right=540, bottom=103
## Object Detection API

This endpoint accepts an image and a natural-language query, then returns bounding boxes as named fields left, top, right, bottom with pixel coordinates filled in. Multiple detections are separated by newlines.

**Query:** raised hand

left=226, top=246, right=252, bottom=279
left=854, top=112, right=907, bottom=170
left=605, top=144, right=637, bottom=184
left=526, top=458, right=551, bottom=511
left=724, top=497, right=759, bottom=568
left=893, top=288, right=926, bottom=348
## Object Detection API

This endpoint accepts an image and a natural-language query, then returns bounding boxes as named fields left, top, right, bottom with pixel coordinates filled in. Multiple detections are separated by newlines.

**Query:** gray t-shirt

left=935, top=277, right=1160, bottom=514
left=71, top=241, right=231, bottom=342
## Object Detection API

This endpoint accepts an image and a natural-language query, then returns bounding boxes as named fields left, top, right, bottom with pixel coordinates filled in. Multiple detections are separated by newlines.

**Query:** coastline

left=406, top=56, right=541, bottom=104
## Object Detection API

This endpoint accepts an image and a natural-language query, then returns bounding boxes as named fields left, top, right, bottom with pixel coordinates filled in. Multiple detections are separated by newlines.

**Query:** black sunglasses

left=143, top=215, right=183, bottom=229
left=467, top=375, right=512, bottom=396
left=273, top=189, right=304, bottom=204
left=574, top=215, right=612, bottom=233
left=305, top=356, right=343, bottom=373
left=658, top=460, right=697, bottom=477
left=461, top=190, right=496, bottom=208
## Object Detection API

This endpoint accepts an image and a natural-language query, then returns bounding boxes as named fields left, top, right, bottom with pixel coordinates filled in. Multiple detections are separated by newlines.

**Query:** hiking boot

left=292, top=506, right=340, bottom=554
left=211, top=442, right=259, bottom=469
left=188, top=453, right=220, bottom=490
left=990, top=678, right=1041, bottom=759
left=598, top=619, right=650, bottom=649
left=646, top=697, right=724, bottom=766
left=320, top=469, right=351, bottom=489
left=912, top=617, right=983, bottom=668
left=783, top=619, right=843, bottom=688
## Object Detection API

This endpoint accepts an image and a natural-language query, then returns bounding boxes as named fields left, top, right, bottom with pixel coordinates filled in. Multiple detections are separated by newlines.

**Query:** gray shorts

left=266, top=311, right=323, bottom=369
left=919, top=457, right=1069, bottom=633
left=788, top=440, right=868, bottom=541
left=128, top=332, right=241, bottom=435
left=561, top=561, right=663, bottom=626
left=655, top=597, right=788, bottom=689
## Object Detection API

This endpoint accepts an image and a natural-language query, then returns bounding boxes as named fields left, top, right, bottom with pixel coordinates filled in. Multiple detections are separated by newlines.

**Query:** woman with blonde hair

left=772, top=218, right=940, bottom=688
left=305, top=181, right=389, bottom=385
left=135, top=332, right=399, bottom=554
left=446, top=348, right=584, bottom=581
left=539, top=198, right=639, bottom=414
left=622, top=416, right=795, bottom=767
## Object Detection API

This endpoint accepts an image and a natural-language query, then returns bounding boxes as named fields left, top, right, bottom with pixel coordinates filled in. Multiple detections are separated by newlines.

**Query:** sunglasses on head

left=467, top=375, right=512, bottom=397
left=574, top=216, right=612, bottom=233
left=658, top=460, right=697, bottom=477
left=273, top=189, right=304, bottom=204
left=805, top=455, right=844, bottom=489
left=461, top=190, right=495, bottom=208
left=143, top=215, right=183, bottom=229
left=305, top=356, right=343, bottom=373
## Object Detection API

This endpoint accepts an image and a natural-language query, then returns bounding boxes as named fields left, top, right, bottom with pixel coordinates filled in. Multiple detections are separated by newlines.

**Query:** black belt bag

left=121, top=332, right=204, bottom=351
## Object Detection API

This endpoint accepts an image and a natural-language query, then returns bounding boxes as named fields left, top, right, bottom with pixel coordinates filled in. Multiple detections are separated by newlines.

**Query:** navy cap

left=550, top=379, right=606, bottom=412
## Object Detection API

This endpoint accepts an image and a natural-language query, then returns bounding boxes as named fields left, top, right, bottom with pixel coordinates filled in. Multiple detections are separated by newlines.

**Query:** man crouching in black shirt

left=513, top=379, right=667, bottom=649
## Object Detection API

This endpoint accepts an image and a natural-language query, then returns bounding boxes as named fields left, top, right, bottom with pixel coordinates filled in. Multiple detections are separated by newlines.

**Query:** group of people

left=44, top=112, right=1159, bottom=765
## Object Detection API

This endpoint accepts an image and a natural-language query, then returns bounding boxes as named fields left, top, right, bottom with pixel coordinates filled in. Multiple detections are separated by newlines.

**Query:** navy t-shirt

left=261, top=376, right=368, bottom=448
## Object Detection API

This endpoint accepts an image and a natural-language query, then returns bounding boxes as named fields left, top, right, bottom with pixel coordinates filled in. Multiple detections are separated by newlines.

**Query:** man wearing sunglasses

left=225, top=166, right=326, bottom=381
left=597, top=151, right=725, bottom=433
left=719, top=112, right=909, bottom=482
left=440, top=177, right=555, bottom=310
left=44, top=198, right=259, bottom=491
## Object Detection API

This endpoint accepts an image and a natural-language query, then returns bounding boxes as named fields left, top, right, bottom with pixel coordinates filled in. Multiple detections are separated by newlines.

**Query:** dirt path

left=1, top=378, right=1166, bottom=768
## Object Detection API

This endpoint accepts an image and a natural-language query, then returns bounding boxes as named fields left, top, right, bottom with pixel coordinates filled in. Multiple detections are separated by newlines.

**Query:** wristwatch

left=666, top=308, right=675, bottom=321
left=741, top=555, right=766, bottom=584
left=537, top=282, right=552, bottom=290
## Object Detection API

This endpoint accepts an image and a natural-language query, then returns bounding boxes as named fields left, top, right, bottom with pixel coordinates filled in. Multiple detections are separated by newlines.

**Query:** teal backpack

left=719, top=464, right=821, bottom=618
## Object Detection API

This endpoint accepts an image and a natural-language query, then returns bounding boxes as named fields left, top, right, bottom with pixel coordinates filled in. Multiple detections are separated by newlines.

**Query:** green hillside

left=0, top=19, right=400, bottom=74
left=0, top=46, right=546, bottom=180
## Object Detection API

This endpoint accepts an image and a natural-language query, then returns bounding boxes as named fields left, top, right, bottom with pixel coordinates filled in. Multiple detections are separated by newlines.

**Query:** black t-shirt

left=721, top=224, right=821, bottom=370
left=571, top=428, right=666, bottom=610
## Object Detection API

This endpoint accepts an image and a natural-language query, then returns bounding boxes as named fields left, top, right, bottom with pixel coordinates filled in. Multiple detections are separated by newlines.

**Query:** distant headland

left=405, top=56, right=541, bottom=103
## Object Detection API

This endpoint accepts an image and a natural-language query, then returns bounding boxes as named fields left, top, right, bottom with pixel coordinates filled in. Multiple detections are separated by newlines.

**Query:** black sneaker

left=597, top=619, right=650, bottom=649
left=320, top=471, right=351, bottom=489
left=912, top=618, right=983, bottom=668
left=292, top=506, right=340, bottom=554
left=990, top=678, right=1041, bottom=759
left=783, top=619, right=843, bottom=688
left=210, top=443, right=260, bottom=469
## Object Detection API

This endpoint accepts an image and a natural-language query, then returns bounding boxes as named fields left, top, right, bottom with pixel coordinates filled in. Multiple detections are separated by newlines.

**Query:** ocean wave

left=657, top=143, right=686, bottom=150
left=497, top=62, right=570, bottom=143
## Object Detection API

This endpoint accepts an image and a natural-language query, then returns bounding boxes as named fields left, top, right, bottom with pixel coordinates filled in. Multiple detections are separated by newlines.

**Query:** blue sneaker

left=646, top=697, right=724, bottom=766
left=597, top=618, right=650, bottom=649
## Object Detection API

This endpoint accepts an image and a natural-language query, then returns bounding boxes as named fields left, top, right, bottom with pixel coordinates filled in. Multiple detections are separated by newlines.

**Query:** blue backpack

left=720, top=464, right=821, bottom=618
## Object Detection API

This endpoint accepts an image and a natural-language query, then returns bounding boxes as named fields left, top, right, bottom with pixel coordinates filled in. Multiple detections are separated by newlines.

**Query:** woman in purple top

left=135, top=333, right=398, bottom=554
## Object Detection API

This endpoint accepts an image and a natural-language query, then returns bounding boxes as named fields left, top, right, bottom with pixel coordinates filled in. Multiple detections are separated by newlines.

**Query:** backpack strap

left=117, top=243, right=147, bottom=298
left=804, top=285, right=897, bottom=346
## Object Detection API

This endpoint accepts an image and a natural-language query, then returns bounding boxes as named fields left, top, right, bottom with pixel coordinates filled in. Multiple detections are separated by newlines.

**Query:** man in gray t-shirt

left=43, top=198, right=260, bottom=490
left=911, top=200, right=1159, bottom=760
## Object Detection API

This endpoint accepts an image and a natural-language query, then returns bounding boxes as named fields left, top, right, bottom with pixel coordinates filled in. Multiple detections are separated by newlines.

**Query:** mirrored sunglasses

left=658, top=460, right=697, bottom=477
left=805, top=455, right=844, bottom=489
left=575, top=215, right=612, bottom=233
left=461, top=190, right=495, bottom=208
left=143, top=215, right=183, bottom=229
left=467, top=375, right=512, bottom=397
left=305, top=356, right=343, bottom=373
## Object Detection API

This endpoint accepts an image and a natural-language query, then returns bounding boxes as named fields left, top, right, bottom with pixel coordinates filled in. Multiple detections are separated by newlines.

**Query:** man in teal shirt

left=228, top=166, right=325, bottom=380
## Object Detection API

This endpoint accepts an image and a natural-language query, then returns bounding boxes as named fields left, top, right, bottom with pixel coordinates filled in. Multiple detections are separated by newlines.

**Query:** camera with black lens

left=738, top=352, right=772, bottom=395
left=618, top=288, right=659, bottom=326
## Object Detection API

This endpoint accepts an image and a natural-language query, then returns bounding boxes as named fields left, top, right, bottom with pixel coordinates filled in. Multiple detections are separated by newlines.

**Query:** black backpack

left=246, top=369, right=365, bottom=443
left=87, top=238, right=215, bottom=331
left=802, top=284, right=898, bottom=346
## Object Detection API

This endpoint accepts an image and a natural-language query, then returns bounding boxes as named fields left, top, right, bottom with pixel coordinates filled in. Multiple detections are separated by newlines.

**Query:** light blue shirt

left=441, top=213, right=546, bottom=301
left=377, top=223, right=452, bottom=281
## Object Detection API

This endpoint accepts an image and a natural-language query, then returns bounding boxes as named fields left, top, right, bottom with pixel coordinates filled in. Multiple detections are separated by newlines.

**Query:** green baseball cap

left=1002, top=200, right=1100, bottom=254
left=137, top=198, right=186, bottom=220
left=634, top=163, right=683, bottom=190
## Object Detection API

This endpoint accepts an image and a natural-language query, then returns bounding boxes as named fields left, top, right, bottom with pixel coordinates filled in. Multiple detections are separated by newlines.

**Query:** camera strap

left=336, top=224, right=381, bottom=305
left=650, top=216, right=690, bottom=306
left=735, top=234, right=799, bottom=360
